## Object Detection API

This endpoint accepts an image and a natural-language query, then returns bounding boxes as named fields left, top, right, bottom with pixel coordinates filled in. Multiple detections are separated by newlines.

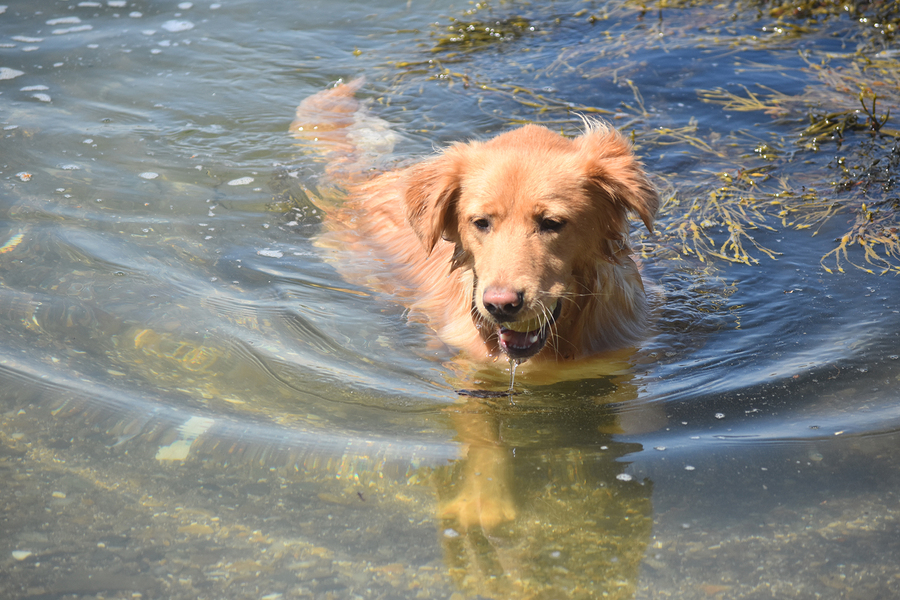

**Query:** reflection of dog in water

left=292, top=79, right=659, bottom=597
left=434, top=385, right=654, bottom=599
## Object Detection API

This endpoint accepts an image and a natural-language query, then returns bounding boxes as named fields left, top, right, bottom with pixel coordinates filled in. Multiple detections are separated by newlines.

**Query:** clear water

left=2, top=1, right=899, bottom=598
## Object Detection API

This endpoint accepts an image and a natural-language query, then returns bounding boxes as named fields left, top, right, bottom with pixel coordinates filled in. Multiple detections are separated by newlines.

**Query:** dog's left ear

left=577, top=123, right=659, bottom=234
left=403, top=145, right=466, bottom=253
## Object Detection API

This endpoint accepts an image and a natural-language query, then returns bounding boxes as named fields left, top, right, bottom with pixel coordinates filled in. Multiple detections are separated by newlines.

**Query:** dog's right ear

left=404, top=146, right=465, bottom=254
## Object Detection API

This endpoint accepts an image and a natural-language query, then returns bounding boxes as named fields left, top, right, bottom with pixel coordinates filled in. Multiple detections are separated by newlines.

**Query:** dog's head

left=404, top=121, right=658, bottom=361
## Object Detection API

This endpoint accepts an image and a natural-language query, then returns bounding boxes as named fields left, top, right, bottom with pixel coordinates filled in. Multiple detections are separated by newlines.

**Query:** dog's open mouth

left=497, top=300, right=561, bottom=361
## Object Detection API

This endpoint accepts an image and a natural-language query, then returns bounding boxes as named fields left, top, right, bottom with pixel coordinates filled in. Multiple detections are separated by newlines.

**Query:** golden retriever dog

left=292, top=80, right=666, bottom=538
left=292, top=79, right=659, bottom=365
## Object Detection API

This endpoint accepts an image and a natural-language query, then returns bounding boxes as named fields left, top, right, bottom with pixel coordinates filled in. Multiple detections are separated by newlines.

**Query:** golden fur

left=293, top=80, right=659, bottom=364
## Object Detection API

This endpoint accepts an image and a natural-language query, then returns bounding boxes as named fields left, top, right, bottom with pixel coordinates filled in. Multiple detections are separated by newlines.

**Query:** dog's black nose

left=483, top=287, right=524, bottom=320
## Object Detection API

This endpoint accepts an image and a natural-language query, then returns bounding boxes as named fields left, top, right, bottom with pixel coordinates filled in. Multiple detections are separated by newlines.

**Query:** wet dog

left=292, top=79, right=659, bottom=365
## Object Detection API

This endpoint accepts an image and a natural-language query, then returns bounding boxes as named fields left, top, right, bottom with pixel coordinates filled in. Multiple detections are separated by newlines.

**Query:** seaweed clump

left=695, top=51, right=900, bottom=273
left=430, top=2, right=534, bottom=54
left=765, top=0, right=900, bottom=49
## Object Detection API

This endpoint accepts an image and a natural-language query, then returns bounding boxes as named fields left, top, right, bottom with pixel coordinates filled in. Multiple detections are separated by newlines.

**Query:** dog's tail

left=291, top=77, right=397, bottom=186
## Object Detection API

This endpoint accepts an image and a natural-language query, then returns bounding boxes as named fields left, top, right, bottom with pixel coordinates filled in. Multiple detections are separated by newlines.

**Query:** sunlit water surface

left=2, top=0, right=899, bottom=598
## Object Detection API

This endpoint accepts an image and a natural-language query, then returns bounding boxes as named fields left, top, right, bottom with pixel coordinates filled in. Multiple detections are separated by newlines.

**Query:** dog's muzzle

left=497, top=300, right=561, bottom=361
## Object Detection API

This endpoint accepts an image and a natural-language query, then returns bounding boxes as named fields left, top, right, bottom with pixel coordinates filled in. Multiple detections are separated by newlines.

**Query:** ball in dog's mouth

left=497, top=300, right=561, bottom=361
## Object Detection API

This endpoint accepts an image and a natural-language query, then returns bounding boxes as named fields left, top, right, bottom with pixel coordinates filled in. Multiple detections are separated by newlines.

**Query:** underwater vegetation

left=389, top=0, right=900, bottom=274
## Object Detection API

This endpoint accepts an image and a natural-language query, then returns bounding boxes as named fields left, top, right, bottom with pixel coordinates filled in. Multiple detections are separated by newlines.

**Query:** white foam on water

left=162, top=19, right=194, bottom=32
left=0, top=68, right=24, bottom=80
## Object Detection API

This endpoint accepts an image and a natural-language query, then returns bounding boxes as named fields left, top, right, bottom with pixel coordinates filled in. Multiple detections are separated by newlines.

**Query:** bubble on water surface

left=162, top=19, right=194, bottom=32
left=0, top=68, right=24, bottom=80
left=257, top=249, right=283, bottom=258
left=129, top=12, right=143, bottom=18
left=139, top=172, right=159, bottom=179
left=227, top=176, right=254, bottom=186
left=31, top=93, right=51, bottom=102
left=46, top=17, right=82, bottom=25
left=616, top=473, right=633, bottom=482
left=178, top=2, right=194, bottom=8
left=59, top=164, right=81, bottom=170
left=714, top=412, right=725, bottom=419
left=12, top=36, right=44, bottom=43
left=685, top=465, right=696, bottom=471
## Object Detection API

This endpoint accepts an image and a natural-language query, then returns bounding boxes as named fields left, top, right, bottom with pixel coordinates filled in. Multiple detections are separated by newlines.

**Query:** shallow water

left=2, top=0, right=900, bottom=598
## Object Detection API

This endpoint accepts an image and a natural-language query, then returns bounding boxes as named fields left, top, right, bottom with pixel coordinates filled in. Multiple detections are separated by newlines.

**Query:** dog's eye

left=472, top=218, right=491, bottom=232
left=539, top=218, right=566, bottom=233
